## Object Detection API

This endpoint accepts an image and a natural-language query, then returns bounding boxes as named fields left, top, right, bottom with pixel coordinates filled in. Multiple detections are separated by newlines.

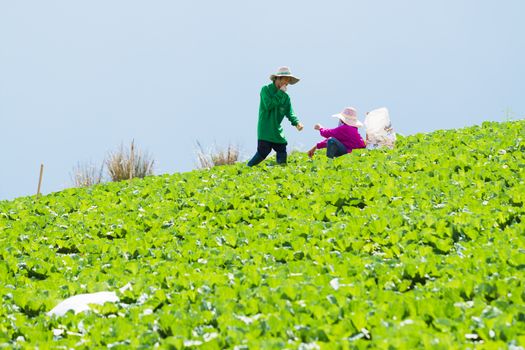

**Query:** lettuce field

left=1, top=120, right=524, bottom=349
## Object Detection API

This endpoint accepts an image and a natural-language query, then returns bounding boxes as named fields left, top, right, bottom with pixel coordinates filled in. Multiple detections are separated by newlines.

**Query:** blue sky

left=1, top=1, right=524, bottom=200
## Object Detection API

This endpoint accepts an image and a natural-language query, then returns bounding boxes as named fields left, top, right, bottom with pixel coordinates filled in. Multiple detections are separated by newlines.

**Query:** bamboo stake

left=130, top=140, right=135, bottom=180
left=36, top=163, right=44, bottom=198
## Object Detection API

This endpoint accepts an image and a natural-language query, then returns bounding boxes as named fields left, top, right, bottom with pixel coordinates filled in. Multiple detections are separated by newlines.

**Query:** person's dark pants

left=326, top=137, right=348, bottom=158
left=247, top=140, right=287, bottom=166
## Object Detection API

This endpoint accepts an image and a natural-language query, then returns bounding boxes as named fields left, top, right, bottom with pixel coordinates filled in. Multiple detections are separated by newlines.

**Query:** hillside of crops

left=1, top=120, right=524, bottom=349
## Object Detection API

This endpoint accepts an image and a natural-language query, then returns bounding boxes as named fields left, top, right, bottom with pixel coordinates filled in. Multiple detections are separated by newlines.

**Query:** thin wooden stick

left=130, top=140, right=135, bottom=180
left=36, top=163, right=44, bottom=198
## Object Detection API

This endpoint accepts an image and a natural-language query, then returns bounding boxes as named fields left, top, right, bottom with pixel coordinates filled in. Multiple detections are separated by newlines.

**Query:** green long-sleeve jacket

left=257, top=83, right=300, bottom=144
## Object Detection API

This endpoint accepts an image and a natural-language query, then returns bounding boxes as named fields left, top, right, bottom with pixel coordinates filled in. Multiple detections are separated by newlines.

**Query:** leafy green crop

left=1, top=120, right=524, bottom=349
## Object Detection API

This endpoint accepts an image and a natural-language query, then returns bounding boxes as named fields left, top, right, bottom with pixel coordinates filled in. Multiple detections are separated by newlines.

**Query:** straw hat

left=332, top=107, right=364, bottom=128
left=269, top=66, right=300, bottom=85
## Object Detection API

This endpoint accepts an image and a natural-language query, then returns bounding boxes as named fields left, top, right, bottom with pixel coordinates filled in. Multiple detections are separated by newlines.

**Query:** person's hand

left=314, top=124, right=322, bottom=130
left=307, top=146, right=316, bottom=158
left=296, top=123, right=304, bottom=131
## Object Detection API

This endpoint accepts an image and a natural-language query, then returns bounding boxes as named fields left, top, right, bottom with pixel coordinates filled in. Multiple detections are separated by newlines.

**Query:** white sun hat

left=269, top=66, right=300, bottom=85
left=332, top=107, right=364, bottom=128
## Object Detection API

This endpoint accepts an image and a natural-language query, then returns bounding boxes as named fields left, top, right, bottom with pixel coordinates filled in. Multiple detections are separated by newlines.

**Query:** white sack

left=365, top=107, right=396, bottom=149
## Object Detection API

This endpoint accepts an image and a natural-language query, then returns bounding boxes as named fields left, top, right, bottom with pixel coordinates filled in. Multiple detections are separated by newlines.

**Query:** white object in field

left=47, top=283, right=132, bottom=317
left=365, top=107, right=396, bottom=149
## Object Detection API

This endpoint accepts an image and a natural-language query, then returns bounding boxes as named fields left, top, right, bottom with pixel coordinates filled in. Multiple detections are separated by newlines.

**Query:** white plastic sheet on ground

left=47, top=283, right=132, bottom=317
left=365, top=107, right=396, bottom=149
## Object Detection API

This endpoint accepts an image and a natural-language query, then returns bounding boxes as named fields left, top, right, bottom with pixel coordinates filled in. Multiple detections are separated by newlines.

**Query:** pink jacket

left=316, top=124, right=366, bottom=152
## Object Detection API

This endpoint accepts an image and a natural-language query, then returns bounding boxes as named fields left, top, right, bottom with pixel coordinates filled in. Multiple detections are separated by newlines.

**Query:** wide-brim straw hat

left=332, top=107, right=364, bottom=128
left=269, top=66, right=300, bottom=85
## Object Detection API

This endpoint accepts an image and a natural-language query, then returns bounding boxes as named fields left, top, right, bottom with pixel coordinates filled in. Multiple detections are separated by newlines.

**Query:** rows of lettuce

left=0, top=120, right=524, bottom=348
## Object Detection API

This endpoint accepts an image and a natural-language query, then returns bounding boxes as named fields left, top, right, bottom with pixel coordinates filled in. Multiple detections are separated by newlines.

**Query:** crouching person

left=308, top=107, right=365, bottom=158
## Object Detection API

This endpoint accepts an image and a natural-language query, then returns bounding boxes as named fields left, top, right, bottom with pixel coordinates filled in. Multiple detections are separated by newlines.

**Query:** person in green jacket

left=247, top=66, right=304, bottom=166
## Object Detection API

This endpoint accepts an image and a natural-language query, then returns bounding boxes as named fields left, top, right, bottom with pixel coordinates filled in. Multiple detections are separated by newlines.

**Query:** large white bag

left=364, top=107, right=396, bottom=149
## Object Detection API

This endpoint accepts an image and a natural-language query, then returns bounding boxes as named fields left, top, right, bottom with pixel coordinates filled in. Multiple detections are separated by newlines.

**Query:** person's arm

left=319, top=127, right=336, bottom=138
left=285, top=103, right=302, bottom=129
left=307, top=145, right=317, bottom=158
left=260, top=86, right=286, bottom=111
left=316, top=139, right=328, bottom=149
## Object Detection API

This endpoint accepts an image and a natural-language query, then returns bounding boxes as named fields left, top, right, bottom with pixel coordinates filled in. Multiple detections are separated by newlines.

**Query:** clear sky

left=1, top=1, right=524, bottom=200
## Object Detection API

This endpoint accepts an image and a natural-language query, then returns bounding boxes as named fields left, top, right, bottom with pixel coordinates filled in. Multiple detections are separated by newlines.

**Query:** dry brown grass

left=106, top=140, right=154, bottom=181
left=196, top=142, right=240, bottom=169
left=71, top=161, right=104, bottom=188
